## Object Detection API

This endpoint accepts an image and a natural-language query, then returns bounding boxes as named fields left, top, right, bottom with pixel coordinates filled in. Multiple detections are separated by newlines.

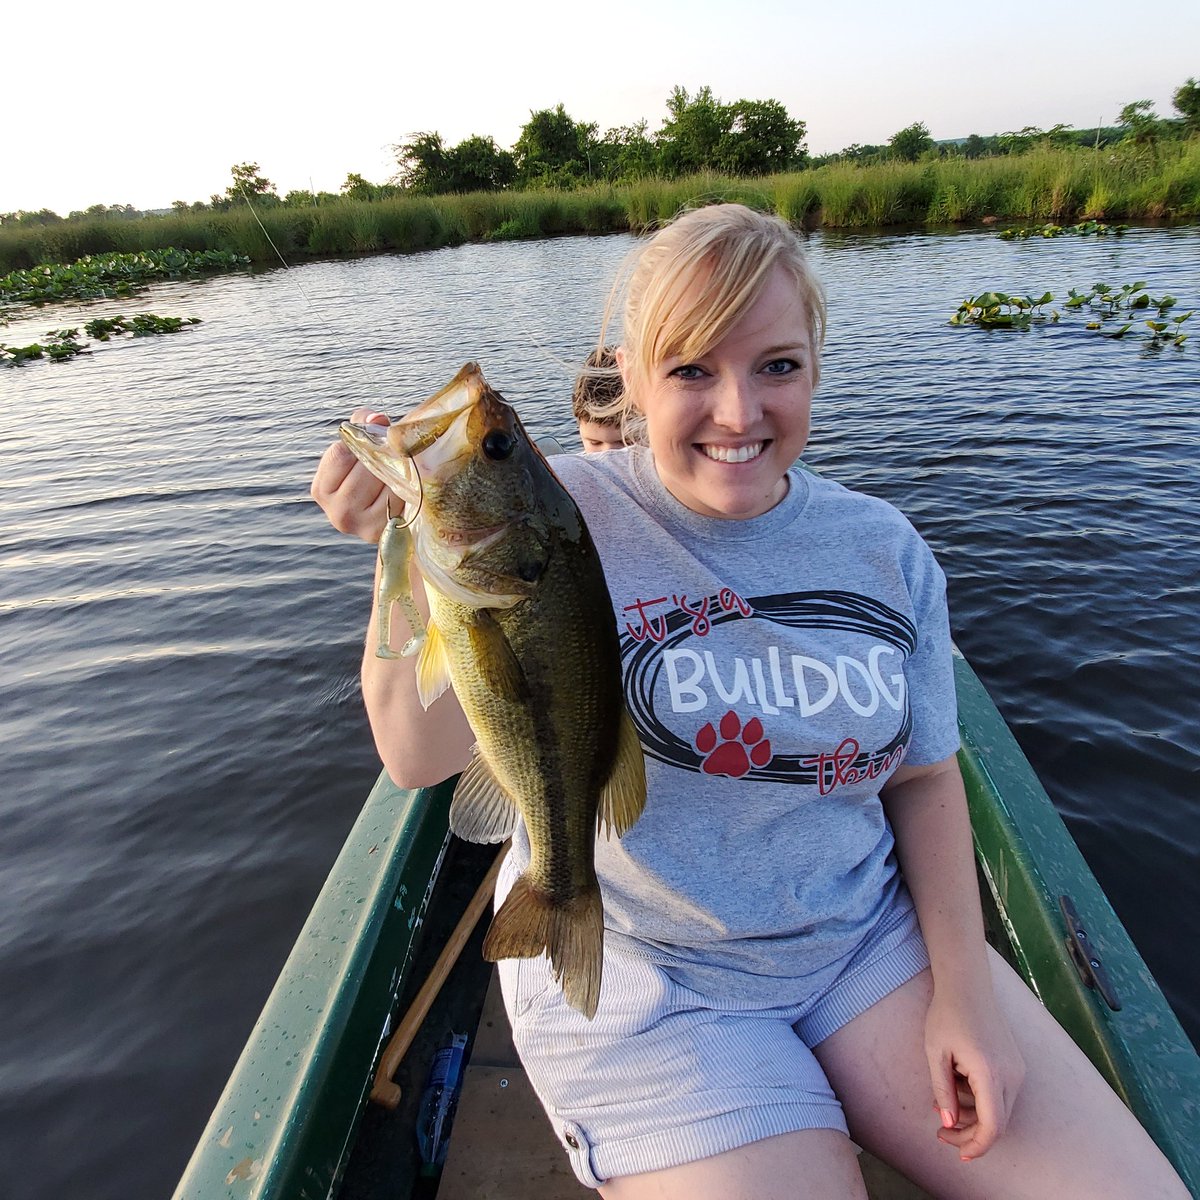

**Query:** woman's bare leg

left=814, top=949, right=1189, bottom=1199
left=599, top=1128, right=867, bottom=1200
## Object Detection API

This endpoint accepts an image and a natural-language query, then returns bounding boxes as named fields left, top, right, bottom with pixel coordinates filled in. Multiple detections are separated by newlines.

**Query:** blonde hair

left=597, top=204, right=826, bottom=437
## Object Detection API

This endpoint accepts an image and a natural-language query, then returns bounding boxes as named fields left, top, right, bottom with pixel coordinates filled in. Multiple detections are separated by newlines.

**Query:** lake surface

left=2, top=223, right=1197, bottom=1199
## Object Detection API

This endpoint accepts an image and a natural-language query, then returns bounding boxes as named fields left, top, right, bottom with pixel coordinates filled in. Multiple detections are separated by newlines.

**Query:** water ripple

left=1, top=224, right=1197, bottom=1200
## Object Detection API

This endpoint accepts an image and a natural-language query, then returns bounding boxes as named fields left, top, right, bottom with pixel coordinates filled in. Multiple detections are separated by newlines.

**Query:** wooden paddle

left=370, top=847, right=507, bottom=1108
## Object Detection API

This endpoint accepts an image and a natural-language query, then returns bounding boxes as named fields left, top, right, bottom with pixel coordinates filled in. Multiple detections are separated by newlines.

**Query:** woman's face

left=628, top=264, right=815, bottom=520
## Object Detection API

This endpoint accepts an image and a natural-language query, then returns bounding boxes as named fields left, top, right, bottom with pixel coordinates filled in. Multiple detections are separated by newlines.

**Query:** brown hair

left=571, top=346, right=624, bottom=426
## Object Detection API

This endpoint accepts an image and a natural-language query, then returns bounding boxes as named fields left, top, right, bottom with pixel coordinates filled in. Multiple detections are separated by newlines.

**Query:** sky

left=5, top=0, right=1197, bottom=216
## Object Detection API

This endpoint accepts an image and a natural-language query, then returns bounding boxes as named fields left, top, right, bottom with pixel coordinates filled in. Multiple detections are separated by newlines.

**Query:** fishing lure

left=375, top=498, right=426, bottom=660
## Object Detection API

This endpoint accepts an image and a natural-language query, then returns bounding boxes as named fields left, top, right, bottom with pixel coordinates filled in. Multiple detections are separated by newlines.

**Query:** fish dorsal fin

left=415, top=617, right=452, bottom=710
left=598, top=708, right=647, bottom=839
left=451, top=747, right=521, bottom=843
left=468, top=610, right=529, bottom=702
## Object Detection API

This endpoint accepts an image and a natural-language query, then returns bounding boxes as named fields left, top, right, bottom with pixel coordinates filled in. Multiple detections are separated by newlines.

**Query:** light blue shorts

left=496, top=864, right=930, bottom=1189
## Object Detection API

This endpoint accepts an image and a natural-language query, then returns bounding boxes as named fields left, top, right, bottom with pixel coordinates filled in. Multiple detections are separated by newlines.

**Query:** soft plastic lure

left=375, top=499, right=425, bottom=660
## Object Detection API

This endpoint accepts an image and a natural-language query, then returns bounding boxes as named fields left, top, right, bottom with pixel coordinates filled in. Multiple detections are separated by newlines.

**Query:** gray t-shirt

left=512, top=446, right=960, bottom=1006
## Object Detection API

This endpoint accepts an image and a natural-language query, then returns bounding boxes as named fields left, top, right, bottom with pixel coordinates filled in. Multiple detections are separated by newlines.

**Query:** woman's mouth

left=699, top=441, right=766, bottom=464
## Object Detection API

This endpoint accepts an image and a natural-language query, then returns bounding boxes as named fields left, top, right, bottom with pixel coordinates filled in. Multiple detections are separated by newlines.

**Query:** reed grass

left=2, top=144, right=1196, bottom=273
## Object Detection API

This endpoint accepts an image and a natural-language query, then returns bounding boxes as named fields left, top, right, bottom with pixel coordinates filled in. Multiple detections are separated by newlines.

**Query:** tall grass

left=2, top=144, right=1197, bottom=272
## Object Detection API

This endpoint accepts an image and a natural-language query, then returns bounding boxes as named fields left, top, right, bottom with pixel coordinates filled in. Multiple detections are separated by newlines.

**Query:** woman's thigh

left=813, top=948, right=1189, bottom=1200
left=599, top=1128, right=867, bottom=1200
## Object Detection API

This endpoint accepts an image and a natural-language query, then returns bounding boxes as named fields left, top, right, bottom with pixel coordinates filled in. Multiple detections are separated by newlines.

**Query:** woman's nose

left=711, top=375, right=760, bottom=430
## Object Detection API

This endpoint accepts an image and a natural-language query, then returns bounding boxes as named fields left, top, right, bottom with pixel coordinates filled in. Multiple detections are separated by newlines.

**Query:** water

left=2, top=225, right=1196, bottom=1199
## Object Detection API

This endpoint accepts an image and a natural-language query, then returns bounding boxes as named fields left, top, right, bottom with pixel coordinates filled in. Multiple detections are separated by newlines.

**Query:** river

left=1, top=223, right=1196, bottom=1199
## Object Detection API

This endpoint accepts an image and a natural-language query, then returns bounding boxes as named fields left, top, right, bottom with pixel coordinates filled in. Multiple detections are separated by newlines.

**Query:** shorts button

left=564, top=1131, right=580, bottom=1149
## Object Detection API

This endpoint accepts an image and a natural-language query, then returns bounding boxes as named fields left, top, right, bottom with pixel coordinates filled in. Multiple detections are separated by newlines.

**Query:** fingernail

left=940, top=1109, right=955, bottom=1129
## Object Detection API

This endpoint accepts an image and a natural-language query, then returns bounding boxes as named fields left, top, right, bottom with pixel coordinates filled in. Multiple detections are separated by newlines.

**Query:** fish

left=339, top=362, right=646, bottom=1018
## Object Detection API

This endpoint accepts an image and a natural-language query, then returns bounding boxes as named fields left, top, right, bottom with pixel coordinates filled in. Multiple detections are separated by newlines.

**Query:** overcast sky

left=5, top=0, right=1197, bottom=215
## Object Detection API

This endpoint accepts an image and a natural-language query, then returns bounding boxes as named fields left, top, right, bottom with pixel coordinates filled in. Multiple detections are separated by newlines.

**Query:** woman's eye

left=763, top=358, right=800, bottom=375
left=670, top=364, right=704, bottom=380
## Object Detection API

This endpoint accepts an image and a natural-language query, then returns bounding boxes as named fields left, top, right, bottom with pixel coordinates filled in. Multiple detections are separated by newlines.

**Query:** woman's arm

left=881, top=757, right=1026, bottom=1161
left=359, top=554, right=474, bottom=788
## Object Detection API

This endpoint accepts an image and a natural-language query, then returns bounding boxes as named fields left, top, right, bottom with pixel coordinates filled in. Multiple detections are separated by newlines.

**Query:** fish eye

left=481, top=429, right=516, bottom=461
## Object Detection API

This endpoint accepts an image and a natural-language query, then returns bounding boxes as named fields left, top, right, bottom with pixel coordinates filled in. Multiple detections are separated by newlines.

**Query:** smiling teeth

left=702, top=443, right=764, bottom=463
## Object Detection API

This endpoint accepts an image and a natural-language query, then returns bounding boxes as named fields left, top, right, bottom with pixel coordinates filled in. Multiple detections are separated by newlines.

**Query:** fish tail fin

left=483, top=875, right=603, bottom=1019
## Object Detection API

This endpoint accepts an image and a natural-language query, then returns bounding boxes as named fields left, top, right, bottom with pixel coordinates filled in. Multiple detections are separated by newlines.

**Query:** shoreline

left=2, top=144, right=1198, bottom=275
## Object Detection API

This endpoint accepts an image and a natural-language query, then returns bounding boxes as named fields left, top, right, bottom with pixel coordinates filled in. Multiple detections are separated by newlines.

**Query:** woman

left=311, top=205, right=1187, bottom=1199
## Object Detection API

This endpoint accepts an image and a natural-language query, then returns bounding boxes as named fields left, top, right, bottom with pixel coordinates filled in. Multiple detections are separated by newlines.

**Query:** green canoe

left=173, top=651, right=1200, bottom=1199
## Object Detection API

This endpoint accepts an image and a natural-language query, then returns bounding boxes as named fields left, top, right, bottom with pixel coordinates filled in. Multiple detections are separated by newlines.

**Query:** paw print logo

left=695, top=711, right=772, bottom=778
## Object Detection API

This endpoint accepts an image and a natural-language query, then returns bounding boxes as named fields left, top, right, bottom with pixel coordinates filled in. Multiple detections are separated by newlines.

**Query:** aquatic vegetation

left=1070, top=282, right=1191, bottom=347
left=0, top=249, right=249, bottom=309
left=84, top=313, right=203, bottom=337
left=951, top=280, right=1191, bottom=349
left=950, top=291, right=1057, bottom=329
left=1, top=330, right=88, bottom=365
left=998, top=220, right=1129, bottom=240
left=2, top=312, right=201, bottom=366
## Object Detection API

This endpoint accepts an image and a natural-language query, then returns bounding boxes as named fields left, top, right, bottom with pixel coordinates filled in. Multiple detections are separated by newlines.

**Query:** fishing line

left=386, top=468, right=424, bottom=530
left=236, top=183, right=389, bottom=410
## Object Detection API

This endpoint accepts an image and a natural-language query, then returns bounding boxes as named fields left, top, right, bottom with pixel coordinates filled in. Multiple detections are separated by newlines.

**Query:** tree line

left=4, top=79, right=1198, bottom=226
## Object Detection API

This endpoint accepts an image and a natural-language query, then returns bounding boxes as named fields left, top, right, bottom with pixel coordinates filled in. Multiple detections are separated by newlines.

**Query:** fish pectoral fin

left=467, top=610, right=529, bottom=701
left=598, top=708, right=648, bottom=839
left=482, top=874, right=603, bottom=1020
left=450, top=748, right=521, bottom=843
left=414, top=617, right=453, bottom=710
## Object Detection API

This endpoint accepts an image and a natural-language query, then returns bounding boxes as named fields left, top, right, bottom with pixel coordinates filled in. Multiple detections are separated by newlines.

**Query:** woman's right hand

left=311, top=408, right=392, bottom=543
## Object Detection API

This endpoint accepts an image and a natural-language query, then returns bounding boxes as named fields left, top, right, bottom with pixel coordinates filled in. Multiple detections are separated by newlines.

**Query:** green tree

left=657, top=87, right=806, bottom=176
left=1173, top=77, right=1200, bottom=131
left=394, top=132, right=452, bottom=192
left=226, top=162, right=279, bottom=206
left=449, top=135, right=517, bottom=191
left=0, top=208, right=63, bottom=226
left=341, top=172, right=378, bottom=201
left=514, top=104, right=596, bottom=186
left=1118, top=100, right=1161, bottom=146
left=715, top=99, right=806, bottom=174
left=657, top=86, right=727, bottom=175
left=394, top=132, right=516, bottom=193
left=594, top=121, right=659, bottom=181
left=888, top=122, right=932, bottom=162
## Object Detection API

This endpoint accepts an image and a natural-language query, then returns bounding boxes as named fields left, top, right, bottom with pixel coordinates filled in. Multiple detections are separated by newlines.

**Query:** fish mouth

left=338, top=420, right=422, bottom=505
left=338, top=364, right=490, bottom=503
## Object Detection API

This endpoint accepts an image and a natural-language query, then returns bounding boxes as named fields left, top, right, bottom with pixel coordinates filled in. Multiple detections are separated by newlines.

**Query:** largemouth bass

left=339, top=363, right=646, bottom=1018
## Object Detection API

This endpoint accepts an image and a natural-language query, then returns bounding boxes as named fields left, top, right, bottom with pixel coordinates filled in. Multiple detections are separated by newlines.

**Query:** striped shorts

left=496, top=860, right=930, bottom=1189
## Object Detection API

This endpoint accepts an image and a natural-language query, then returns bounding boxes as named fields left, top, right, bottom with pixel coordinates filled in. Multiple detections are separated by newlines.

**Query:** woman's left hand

left=925, top=986, right=1026, bottom=1161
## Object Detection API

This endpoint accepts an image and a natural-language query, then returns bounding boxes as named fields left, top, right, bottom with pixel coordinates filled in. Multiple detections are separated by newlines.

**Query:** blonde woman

left=311, top=204, right=1187, bottom=1200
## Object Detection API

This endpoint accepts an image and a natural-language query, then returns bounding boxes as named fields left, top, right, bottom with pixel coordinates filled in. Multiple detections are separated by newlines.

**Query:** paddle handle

left=370, top=848, right=506, bottom=1108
